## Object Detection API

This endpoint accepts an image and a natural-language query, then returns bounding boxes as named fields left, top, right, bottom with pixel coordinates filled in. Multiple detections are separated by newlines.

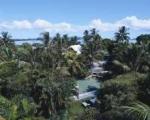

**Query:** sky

left=0, top=0, right=150, bottom=39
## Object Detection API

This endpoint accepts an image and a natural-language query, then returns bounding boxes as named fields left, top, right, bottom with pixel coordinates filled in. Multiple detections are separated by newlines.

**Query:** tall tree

left=41, top=32, right=50, bottom=47
left=136, top=34, right=150, bottom=45
left=115, top=26, right=130, bottom=43
left=0, top=32, right=16, bottom=61
left=82, top=29, right=102, bottom=66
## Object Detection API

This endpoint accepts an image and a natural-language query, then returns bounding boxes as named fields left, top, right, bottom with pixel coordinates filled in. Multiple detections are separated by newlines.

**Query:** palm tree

left=41, top=32, right=50, bottom=47
left=115, top=26, right=130, bottom=43
left=123, top=102, right=150, bottom=120
left=136, top=34, right=150, bottom=45
left=64, top=50, right=85, bottom=78
left=70, top=36, right=79, bottom=45
left=17, top=43, right=36, bottom=67
left=0, top=32, right=13, bottom=46
left=82, top=29, right=102, bottom=66
left=62, top=34, right=69, bottom=48
left=0, top=32, right=15, bottom=61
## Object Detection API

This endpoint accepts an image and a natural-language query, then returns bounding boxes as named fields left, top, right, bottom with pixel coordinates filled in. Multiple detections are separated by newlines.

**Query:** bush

left=97, top=72, right=144, bottom=112
left=138, top=73, right=150, bottom=105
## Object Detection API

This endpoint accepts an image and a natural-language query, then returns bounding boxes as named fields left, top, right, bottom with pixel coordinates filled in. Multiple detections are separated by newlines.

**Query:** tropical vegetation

left=0, top=26, right=150, bottom=120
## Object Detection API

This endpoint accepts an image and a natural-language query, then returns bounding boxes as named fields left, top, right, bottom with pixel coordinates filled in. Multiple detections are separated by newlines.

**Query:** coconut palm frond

left=123, top=102, right=150, bottom=120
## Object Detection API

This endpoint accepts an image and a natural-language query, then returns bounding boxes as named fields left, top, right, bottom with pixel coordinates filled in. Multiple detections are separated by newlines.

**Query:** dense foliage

left=0, top=26, right=150, bottom=120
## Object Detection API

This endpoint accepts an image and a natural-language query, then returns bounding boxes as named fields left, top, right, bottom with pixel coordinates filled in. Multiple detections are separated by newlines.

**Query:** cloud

left=0, top=16, right=150, bottom=33
left=33, top=19, right=52, bottom=29
left=89, top=16, right=150, bottom=31
left=53, top=22, right=72, bottom=31
left=90, top=19, right=115, bottom=31
left=116, top=16, right=150, bottom=30
left=33, top=19, right=73, bottom=32
left=0, top=20, right=32, bottom=29
left=13, top=20, right=32, bottom=29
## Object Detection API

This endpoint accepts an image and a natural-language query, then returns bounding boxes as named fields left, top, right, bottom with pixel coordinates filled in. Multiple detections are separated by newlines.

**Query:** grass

left=68, top=101, right=84, bottom=120
left=104, top=72, right=146, bottom=86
